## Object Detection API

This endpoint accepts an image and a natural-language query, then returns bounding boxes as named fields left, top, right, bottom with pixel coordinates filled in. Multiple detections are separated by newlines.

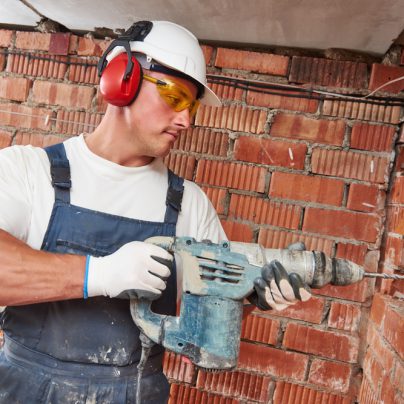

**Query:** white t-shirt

left=0, top=134, right=226, bottom=247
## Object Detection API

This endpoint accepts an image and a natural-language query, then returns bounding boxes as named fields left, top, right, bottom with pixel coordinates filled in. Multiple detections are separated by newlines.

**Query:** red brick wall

left=0, top=29, right=403, bottom=403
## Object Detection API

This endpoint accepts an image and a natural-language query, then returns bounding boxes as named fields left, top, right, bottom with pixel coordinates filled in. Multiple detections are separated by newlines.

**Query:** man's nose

left=173, top=108, right=191, bottom=129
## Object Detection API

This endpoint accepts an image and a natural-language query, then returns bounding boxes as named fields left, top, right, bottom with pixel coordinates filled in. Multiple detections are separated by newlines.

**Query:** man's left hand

left=249, top=260, right=312, bottom=311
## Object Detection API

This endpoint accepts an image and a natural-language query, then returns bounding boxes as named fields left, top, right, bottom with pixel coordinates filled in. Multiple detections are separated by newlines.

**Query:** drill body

left=130, top=236, right=366, bottom=370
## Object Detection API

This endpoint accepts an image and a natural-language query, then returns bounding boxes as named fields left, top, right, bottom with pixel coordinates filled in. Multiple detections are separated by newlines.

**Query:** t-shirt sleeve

left=176, top=180, right=227, bottom=243
left=0, top=146, right=33, bottom=241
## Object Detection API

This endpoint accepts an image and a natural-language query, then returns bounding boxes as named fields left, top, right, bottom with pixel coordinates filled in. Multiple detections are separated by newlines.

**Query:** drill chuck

left=311, top=251, right=365, bottom=287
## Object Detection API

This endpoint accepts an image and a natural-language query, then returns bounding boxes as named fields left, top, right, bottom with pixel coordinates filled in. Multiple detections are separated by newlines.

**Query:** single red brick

left=229, top=194, right=302, bottom=229
left=55, top=110, right=103, bottom=135
left=370, top=293, right=389, bottom=327
left=234, top=136, right=307, bottom=169
left=0, top=103, right=53, bottom=131
left=201, top=186, right=228, bottom=216
left=0, top=77, right=31, bottom=102
left=314, top=278, right=373, bottom=303
left=367, top=323, right=395, bottom=372
left=362, top=351, right=383, bottom=388
left=395, top=146, right=404, bottom=172
left=164, top=153, right=196, bottom=180
left=347, top=183, right=384, bottom=213
left=196, top=160, right=266, bottom=192
left=77, top=36, right=104, bottom=56
left=289, top=56, right=368, bottom=89
left=369, top=64, right=404, bottom=94
left=0, top=130, right=13, bottom=148
left=311, top=148, right=390, bottom=184
left=15, top=31, right=50, bottom=51
left=392, top=360, right=404, bottom=393
left=328, top=301, right=361, bottom=332
left=274, top=381, right=352, bottom=404
left=68, top=56, right=98, bottom=84
left=258, top=228, right=334, bottom=255
left=195, top=105, right=267, bottom=133
left=220, top=220, right=254, bottom=242
left=271, top=113, right=345, bottom=145
left=283, top=323, right=359, bottom=362
left=358, top=377, right=380, bottom=404
left=383, top=303, right=404, bottom=360
left=68, top=34, right=79, bottom=54
left=390, top=176, right=404, bottom=204
left=351, top=123, right=395, bottom=152
left=196, top=369, right=272, bottom=402
left=169, top=383, right=239, bottom=404
left=175, top=127, right=229, bottom=156
left=241, top=312, right=280, bottom=345
left=336, top=243, right=367, bottom=265
left=269, top=172, right=344, bottom=206
left=384, top=235, right=404, bottom=268
left=238, top=341, right=308, bottom=379
left=215, top=48, right=289, bottom=76
left=49, top=33, right=71, bottom=55
left=163, top=351, right=195, bottom=384
left=386, top=206, right=404, bottom=234
left=0, top=29, right=13, bottom=47
left=267, top=296, right=325, bottom=324
left=323, top=99, right=401, bottom=125
left=303, top=207, right=381, bottom=242
left=246, top=89, right=319, bottom=113
left=32, top=81, right=94, bottom=109
left=308, top=359, right=352, bottom=393
left=381, top=374, right=401, bottom=404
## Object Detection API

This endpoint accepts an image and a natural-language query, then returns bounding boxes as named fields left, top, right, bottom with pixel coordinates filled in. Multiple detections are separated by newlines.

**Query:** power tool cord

left=136, top=332, right=155, bottom=404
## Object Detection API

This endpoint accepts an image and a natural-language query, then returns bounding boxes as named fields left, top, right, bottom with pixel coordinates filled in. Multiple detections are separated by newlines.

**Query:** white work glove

left=248, top=242, right=312, bottom=311
left=84, top=241, right=173, bottom=300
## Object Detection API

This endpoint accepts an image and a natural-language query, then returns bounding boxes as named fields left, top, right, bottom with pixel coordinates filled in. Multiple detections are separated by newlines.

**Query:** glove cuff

left=86, top=255, right=108, bottom=298
left=83, top=255, right=90, bottom=298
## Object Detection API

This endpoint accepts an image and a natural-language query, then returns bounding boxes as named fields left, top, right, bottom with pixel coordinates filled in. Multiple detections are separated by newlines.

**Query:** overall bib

left=0, top=143, right=183, bottom=403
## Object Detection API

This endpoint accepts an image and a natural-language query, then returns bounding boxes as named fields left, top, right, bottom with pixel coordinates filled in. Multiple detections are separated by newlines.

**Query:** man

left=0, top=20, right=310, bottom=403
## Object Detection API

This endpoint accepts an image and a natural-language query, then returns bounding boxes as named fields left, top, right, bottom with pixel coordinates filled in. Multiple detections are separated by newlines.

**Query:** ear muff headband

left=98, top=21, right=153, bottom=107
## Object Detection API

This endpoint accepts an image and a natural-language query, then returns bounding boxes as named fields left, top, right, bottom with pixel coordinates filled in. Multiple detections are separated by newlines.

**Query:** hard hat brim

left=200, top=84, right=222, bottom=107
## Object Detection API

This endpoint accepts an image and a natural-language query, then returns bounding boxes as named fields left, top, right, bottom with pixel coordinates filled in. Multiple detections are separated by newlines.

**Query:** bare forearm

left=0, top=229, right=85, bottom=306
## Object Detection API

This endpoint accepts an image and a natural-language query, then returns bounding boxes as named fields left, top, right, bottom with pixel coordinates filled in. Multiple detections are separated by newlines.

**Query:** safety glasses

left=143, top=74, right=200, bottom=117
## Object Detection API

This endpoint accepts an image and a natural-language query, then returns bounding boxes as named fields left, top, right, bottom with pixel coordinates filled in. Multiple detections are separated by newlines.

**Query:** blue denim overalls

left=0, top=142, right=183, bottom=403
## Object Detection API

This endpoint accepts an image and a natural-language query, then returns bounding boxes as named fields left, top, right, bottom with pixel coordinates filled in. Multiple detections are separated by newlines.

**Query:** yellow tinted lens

left=144, top=75, right=200, bottom=116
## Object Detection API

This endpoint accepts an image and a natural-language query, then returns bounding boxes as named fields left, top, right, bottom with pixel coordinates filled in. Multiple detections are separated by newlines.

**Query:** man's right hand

left=85, top=241, right=173, bottom=299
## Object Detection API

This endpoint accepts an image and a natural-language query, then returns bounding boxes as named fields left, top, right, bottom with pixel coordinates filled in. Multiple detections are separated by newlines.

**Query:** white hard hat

left=105, top=20, right=221, bottom=107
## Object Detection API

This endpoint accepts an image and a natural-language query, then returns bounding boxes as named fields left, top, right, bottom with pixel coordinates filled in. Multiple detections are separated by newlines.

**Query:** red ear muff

left=99, top=53, right=143, bottom=107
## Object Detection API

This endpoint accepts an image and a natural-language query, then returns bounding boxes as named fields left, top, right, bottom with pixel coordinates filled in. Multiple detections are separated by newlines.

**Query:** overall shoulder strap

left=164, top=169, right=184, bottom=224
left=44, top=143, right=71, bottom=203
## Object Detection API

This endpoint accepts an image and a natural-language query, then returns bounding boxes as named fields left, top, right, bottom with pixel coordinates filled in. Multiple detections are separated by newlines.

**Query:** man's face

left=124, top=70, right=199, bottom=160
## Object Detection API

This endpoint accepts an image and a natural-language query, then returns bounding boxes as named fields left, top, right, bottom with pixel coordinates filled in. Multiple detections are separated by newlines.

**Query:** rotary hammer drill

left=130, top=236, right=399, bottom=372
